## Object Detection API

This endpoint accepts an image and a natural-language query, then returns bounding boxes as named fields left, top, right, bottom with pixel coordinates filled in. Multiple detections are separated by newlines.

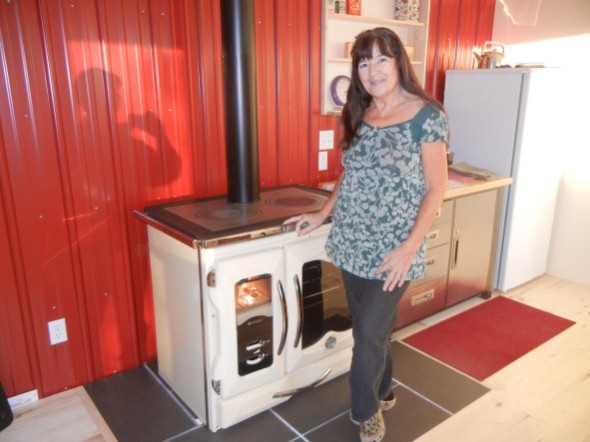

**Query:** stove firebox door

left=204, top=245, right=286, bottom=400
left=236, top=274, right=273, bottom=375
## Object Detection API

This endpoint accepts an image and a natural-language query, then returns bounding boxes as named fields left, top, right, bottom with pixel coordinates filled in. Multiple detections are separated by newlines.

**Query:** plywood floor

left=1, top=274, right=589, bottom=441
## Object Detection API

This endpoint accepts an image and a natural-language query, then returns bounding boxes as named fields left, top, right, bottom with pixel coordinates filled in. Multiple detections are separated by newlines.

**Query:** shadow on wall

left=74, top=68, right=181, bottom=193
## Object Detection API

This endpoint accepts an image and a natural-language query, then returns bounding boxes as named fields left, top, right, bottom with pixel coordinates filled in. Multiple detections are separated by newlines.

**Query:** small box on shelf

left=335, top=0, right=347, bottom=14
left=326, top=0, right=336, bottom=13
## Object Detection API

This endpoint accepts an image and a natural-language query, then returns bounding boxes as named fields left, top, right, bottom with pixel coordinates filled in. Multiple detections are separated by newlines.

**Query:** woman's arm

left=375, top=141, right=448, bottom=291
left=283, top=171, right=345, bottom=236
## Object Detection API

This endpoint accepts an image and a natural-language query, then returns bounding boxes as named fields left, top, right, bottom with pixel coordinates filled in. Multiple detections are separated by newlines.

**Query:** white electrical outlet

left=48, top=318, right=68, bottom=345
left=319, top=130, right=334, bottom=150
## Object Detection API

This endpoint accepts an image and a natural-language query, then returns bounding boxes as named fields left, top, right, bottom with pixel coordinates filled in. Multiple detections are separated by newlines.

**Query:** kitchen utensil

left=473, top=41, right=505, bottom=69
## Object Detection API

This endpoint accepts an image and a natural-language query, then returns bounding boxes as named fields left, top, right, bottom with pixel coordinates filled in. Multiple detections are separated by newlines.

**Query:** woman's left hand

left=375, top=244, right=415, bottom=292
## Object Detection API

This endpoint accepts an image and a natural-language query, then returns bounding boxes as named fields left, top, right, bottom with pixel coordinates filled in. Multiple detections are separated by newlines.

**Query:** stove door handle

left=277, top=280, right=288, bottom=356
left=272, top=368, right=331, bottom=398
left=294, top=274, right=303, bottom=348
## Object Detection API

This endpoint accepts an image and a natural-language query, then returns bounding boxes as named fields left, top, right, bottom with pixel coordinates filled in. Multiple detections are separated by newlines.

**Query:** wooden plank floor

left=1, top=275, right=589, bottom=441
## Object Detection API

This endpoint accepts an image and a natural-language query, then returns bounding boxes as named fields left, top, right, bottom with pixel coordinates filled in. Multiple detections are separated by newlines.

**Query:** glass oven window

left=301, top=260, right=351, bottom=348
left=236, top=275, right=272, bottom=311
left=235, top=274, right=273, bottom=375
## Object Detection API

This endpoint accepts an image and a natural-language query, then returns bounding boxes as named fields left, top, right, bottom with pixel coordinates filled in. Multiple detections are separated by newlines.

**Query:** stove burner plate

left=144, top=185, right=329, bottom=242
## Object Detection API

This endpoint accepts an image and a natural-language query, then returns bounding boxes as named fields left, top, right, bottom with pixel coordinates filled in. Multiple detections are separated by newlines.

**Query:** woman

left=285, top=27, right=448, bottom=442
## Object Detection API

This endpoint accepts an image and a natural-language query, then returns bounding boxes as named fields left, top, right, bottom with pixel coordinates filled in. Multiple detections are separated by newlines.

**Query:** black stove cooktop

left=143, top=185, right=329, bottom=244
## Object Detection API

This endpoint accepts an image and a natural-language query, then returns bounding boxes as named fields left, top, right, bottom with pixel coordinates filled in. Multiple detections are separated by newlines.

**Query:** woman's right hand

left=283, top=211, right=327, bottom=236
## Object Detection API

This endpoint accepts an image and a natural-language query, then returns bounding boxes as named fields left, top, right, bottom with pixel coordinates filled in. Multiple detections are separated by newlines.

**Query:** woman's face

left=358, top=43, right=399, bottom=100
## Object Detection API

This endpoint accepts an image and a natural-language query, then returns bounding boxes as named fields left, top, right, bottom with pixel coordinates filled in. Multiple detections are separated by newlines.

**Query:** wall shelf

left=326, top=12, right=425, bottom=28
left=321, top=0, right=431, bottom=115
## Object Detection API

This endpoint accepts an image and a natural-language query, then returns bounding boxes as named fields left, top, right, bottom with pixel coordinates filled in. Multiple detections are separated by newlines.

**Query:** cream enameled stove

left=137, top=185, right=353, bottom=431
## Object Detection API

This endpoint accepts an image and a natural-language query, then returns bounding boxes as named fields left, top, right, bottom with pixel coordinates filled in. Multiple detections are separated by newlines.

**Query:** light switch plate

left=319, top=130, right=334, bottom=150
left=318, top=151, right=328, bottom=171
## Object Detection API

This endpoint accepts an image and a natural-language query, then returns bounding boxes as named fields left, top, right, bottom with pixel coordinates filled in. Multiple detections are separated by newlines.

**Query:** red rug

left=403, top=296, right=575, bottom=381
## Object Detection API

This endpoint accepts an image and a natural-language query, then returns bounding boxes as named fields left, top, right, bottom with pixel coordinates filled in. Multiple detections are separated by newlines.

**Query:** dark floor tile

left=392, top=341, right=489, bottom=413
left=173, top=410, right=299, bottom=442
left=272, top=372, right=351, bottom=434
left=85, top=365, right=198, bottom=442
left=305, top=386, right=449, bottom=442
left=381, top=386, right=450, bottom=441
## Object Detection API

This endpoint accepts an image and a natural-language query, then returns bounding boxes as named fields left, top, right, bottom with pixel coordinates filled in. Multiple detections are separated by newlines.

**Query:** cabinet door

left=283, top=229, right=352, bottom=372
left=447, top=189, right=499, bottom=306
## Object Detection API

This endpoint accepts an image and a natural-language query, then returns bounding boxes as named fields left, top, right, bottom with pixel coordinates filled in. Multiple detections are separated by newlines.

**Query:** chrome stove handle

left=277, top=280, right=288, bottom=356
left=272, top=368, right=332, bottom=398
left=293, top=274, right=303, bottom=348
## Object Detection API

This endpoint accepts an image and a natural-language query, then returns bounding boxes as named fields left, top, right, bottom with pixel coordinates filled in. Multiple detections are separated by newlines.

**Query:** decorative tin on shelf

left=347, top=0, right=361, bottom=15
left=334, top=0, right=347, bottom=14
left=394, top=0, right=420, bottom=21
left=326, top=0, right=336, bottom=13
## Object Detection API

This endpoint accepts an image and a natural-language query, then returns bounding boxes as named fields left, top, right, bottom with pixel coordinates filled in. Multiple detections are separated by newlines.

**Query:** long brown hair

left=340, top=27, right=442, bottom=149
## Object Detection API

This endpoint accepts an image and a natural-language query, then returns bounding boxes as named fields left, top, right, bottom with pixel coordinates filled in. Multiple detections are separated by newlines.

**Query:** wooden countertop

left=444, top=170, right=512, bottom=200
left=318, top=169, right=512, bottom=199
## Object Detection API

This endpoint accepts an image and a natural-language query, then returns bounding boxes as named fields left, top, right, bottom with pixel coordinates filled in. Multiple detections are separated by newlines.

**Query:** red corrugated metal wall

left=426, top=0, right=497, bottom=101
left=0, top=0, right=494, bottom=398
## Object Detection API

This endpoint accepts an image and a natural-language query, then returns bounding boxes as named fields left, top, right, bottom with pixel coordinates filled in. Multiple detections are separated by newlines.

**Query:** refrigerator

left=443, top=69, right=562, bottom=292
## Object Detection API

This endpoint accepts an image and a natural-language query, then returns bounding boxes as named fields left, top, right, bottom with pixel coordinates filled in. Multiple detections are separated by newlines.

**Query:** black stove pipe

left=220, top=0, right=260, bottom=203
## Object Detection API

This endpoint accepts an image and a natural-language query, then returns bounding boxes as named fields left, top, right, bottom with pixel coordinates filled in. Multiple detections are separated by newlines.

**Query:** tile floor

left=85, top=341, right=489, bottom=442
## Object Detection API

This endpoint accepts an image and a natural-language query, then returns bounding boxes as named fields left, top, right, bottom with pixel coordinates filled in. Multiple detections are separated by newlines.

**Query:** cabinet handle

left=277, top=280, right=288, bottom=356
left=411, top=288, right=435, bottom=306
left=293, top=274, right=304, bottom=348
left=426, top=258, right=436, bottom=266
left=451, top=233, right=460, bottom=269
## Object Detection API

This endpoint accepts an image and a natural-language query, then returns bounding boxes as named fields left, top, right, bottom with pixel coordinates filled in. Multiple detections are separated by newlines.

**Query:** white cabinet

left=321, top=0, right=430, bottom=115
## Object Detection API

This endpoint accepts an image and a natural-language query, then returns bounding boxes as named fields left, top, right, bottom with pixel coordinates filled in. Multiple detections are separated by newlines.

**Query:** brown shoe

left=359, top=409, right=385, bottom=442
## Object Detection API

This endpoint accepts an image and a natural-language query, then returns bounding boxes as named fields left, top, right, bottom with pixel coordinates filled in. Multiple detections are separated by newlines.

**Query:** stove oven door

left=283, top=228, right=353, bottom=373
left=203, top=245, right=286, bottom=400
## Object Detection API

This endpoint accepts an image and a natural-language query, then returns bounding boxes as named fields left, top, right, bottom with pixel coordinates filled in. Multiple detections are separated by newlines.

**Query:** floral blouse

left=325, top=103, right=448, bottom=281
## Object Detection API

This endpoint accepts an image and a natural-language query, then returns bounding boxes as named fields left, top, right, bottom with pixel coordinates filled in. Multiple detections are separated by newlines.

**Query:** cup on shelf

left=344, top=42, right=354, bottom=59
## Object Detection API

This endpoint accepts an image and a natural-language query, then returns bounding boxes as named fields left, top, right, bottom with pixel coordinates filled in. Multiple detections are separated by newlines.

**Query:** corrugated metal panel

left=274, top=0, right=313, bottom=186
left=0, top=141, right=37, bottom=395
left=0, top=0, right=495, bottom=398
left=255, top=0, right=279, bottom=188
left=425, top=0, right=496, bottom=102
left=0, top=0, right=92, bottom=395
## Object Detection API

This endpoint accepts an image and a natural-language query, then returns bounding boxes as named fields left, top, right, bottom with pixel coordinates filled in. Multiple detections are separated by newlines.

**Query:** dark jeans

left=342, top=270, right=410, bottom=422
